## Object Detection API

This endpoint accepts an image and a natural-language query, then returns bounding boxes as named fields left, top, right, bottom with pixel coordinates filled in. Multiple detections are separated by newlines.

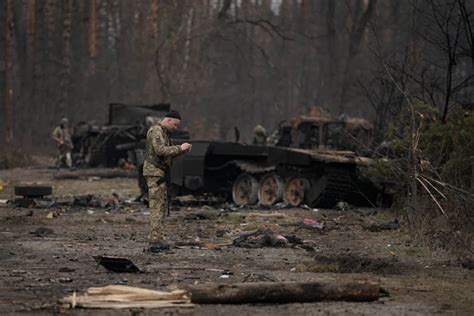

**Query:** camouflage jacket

left=143, top=123, right=183, bottom=177
left=52, top=126, right=73, bottom=148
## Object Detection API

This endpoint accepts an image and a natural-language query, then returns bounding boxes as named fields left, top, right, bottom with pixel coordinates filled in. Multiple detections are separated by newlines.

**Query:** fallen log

left=188, top=281, right=384, bottom=304
left=59, top=282, right=385, bottom=309
left=54, top=168, right=137, bottom=179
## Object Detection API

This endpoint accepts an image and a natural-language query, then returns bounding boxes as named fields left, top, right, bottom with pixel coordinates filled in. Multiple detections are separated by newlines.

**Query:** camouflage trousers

left=56, top=144, right=72, bottom=168
left=146, top=176, right=167, bottom=242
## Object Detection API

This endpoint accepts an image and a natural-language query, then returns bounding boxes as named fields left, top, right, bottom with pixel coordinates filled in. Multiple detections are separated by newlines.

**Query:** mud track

left=0, top=168, right=473, bottom=315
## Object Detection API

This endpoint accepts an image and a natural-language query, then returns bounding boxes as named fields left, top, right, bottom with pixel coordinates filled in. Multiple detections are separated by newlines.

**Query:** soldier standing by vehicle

left=143, top=110, right=192, bottom=253
left=252, top=125, right=267, bottom=145
left=52, top=117, right=74, bottom=169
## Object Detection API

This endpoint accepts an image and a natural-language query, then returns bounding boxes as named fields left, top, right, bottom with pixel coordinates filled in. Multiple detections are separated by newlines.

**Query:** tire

left=15, top=186, right=53, bottom=197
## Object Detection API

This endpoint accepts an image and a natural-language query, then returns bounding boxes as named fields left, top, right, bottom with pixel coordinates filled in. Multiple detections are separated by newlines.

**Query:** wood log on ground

left=188, top=281, right=383, bottom=304
left=54, top=168, right=137, bottom=179
left=59, top=282, right=385, bottom=309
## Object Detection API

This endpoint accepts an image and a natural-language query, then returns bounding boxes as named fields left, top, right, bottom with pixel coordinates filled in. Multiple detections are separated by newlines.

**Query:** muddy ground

left=0, top=167, right=473, bottom=315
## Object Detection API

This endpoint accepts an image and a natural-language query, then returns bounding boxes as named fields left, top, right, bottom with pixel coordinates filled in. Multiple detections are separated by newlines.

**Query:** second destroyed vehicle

left=164, top=113, right=393, bottom=208
left=72, top=103, right=189, bottom=168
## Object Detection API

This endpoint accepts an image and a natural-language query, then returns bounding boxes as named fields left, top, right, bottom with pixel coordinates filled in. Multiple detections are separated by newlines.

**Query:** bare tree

left=2, top=0, right=14, bottom=145
left=338, top=0, right=378, bottom=114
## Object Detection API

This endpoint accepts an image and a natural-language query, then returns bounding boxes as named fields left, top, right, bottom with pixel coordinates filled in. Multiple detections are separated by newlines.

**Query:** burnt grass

left=0, top=167, right=474, bottom=315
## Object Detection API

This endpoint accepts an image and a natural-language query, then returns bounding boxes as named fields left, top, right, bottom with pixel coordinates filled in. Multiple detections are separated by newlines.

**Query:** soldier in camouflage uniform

left=52, top=117, right=74, bottom=169
left=143, top=110, right=192, bottom=253
left=252, top=125, right=267, bottom=145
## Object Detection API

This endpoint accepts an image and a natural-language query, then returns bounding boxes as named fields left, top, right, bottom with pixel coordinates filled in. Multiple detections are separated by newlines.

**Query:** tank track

left=314, top=166, right=358, bottom=207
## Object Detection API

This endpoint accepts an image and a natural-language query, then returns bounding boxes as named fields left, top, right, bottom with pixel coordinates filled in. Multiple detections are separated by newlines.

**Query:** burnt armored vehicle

left=167, top=115, right=391, bottom=208
left=72, top=103, right=189, bottom=167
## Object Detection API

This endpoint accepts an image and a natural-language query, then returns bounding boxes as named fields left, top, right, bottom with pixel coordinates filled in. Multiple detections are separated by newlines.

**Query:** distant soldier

left=143, top=110, right=192, bottom=253
left=252, top=125, right=267, bottom=145
left=52, top=117, right=73, bottom=169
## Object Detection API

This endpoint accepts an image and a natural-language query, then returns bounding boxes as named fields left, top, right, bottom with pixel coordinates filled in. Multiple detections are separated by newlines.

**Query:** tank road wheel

left=232, top=174, right=259, bottom=206
left=258, top=174, right=284, bottom=206
left=283, top=176, right=310, bottom=207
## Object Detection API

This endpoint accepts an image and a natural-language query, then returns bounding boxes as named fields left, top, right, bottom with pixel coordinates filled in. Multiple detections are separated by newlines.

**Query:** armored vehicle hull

left=72, top=103, right=189, bottom=167
left=168, top=141, right=389, bottom=208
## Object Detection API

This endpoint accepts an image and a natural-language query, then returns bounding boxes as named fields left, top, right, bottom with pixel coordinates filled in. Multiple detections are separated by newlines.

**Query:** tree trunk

left=3, top=0, right=14, bottom=145
left=338, top=0, right=378, bottom=114
left=58, top=0, right=72, bottom=115
left=324, top=0, right=337, bottom=105
left=88, top=0, right=97, bottom=75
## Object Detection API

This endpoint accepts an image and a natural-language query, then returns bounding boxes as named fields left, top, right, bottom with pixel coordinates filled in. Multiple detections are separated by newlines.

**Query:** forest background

left=1, top=0, right=473, bottom=254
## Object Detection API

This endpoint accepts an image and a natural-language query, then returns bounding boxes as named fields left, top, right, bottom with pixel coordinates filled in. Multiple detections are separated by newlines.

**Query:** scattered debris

left=74, top=195, right=109, bottom=208
left=23, top=193, right=132, bottom=211
left=29, top=227, right=54, bottom=237
left=232, top=229, right=303, bottom=248
left=365, top=219, right=400, bottom=232
left=31, top=199, right=55, bottom=208
left=273, top=202, right=290, bottom=209
left=303, top=218, right=324, bottom=229
left=221, top=212, right=247, bottom=223
left=215, top=229, right=229, bottom=237
left=54, top=168, right=136, bottom=180
left=184, top=208, right=221, bottom=220
left=14, top=198, right=36, bottom=208
left=60, top=285, right=193, bottom=309
left=51, top=277, right=73, bottom=283
left=175, top=195, right=225, bottom=207
left=247, top=212, right=288, bottom=219
left=335, top=201, right=351, bottom=211
left=94, top=256, right=143, bottom=273
left=205, top=243, right=220, bottom=250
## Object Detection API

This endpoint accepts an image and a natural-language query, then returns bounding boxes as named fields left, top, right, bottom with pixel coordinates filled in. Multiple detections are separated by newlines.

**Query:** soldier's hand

left=181, top=143, right=192, bottom=153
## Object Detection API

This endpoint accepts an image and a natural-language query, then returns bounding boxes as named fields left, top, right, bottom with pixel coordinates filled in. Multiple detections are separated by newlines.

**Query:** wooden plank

left=87, top=285, right=186, bottom=297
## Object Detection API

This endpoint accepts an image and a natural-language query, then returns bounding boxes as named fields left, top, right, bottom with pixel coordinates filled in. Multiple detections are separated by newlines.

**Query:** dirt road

left=0, top=168, right=473, bottom=315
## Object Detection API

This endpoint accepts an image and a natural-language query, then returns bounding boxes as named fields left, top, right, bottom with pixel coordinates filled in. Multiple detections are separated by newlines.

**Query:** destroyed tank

left=71, top=103, right=189, bottom=167
left=167, top=114, right=392, bottom=208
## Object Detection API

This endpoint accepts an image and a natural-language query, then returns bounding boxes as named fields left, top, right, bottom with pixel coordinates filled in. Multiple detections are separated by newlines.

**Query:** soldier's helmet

left=60, top=117, right=69, bottom=125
